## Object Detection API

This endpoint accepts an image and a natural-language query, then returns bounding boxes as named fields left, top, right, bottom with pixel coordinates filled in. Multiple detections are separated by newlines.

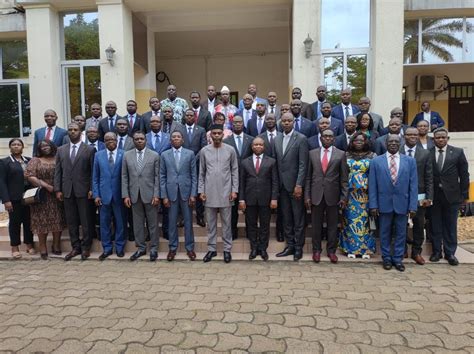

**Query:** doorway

left=449, top=82, right=474, bottom=132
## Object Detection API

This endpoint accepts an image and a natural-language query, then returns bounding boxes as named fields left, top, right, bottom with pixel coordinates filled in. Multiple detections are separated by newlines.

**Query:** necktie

left=321, top=149, right=329, bottom=174
left=129, top=115, right=134, bottom=129
left=118, top=137, right=124, bottom=150
left=109, top=118, right=114, bottom=131
left=344, top=106, right=350, bottom=119
left=188, top=127, right=193, bottom=141
left=437, top=149, right=444, bottom=171
left=174, top=149, right=180, bottom=168
left=108, top=151, right=114, bottom=170
left=70, top=144, right=77, bottom=161
left=390, top=155, right=397, bottom=184
left=236, top=135, right=242, bottom=156
left=408, top=149, right=413, bottom=157
left=255, top=155, right=261, bottom=174
left=269, top=133, right=274, bottom=147
left=295, top=118, right=300, bottom=132
left=137, top=150, right=144, bottom=171
left=257, top=118, right=263, bottom=133
left=270, top=106, right=274, bottom=114
left=45, top=127, right=52, bottom=141
left=90, top=142, right=96, bottom=151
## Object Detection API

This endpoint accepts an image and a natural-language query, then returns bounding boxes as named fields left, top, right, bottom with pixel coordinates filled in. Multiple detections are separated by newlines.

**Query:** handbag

left=22, top=187, right=46, bottom=206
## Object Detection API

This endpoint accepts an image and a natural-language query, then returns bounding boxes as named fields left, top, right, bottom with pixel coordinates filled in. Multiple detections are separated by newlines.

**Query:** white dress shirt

left=243, top=109, right=253, bottom=127
left=423, top=111, right=431, bottom=129
left=386, top=152, right=400, bottom=174
left=342, top=103, right=354, bottom=118
left=404, top=145, right=417, bottom=157
left=208, top=98, right=216, bottom=115
left=435, top=146, right=446, bottom=169
left=253, top=153, right=263, bottom=168
left=107, top=148, right=118, bottom=164
left=69, top=141, right=82, bottom=158
left=44, top=125, right=56, bottom=139
left=233, top=132, right=244, bottom=147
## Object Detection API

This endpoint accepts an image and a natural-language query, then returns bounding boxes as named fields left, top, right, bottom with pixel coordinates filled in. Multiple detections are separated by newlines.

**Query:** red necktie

left=129, top=115, right=134, bottom=128
left=255, top=155, right=261, bottom=174
left=321, top=149, right=329, bottom=174
left=45, top=127, right=52, bottom=141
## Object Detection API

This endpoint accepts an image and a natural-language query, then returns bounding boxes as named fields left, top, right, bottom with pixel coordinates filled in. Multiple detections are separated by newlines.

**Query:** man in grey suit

left=54, top=122, right=95, bottom=261
left=401, top=127, right=433, bottom=265
left=122, top=131, right=161, bottom=261
left=273, top=112, right=309, bottom=260
left=160, top=131, right=197, bottom=261
left=358, top=97, right=384, bottom=133
left=85, top=103, right=102, bottom=130
left=305, top=129, right=349, bottom=263
left=199, top=124, right=239, bottom=263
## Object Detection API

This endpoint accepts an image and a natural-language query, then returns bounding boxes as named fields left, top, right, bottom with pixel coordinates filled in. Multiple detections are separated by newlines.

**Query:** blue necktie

left=295, top=118, right=300, bottom=132
left=236, top=136, right=242, bottom=156
left=109, top=118, right=114, bottom=131
left=344, top=106, right=350, bottom=119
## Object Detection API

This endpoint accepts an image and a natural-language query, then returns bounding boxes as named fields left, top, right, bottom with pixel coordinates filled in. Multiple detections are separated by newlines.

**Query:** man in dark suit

left=200, top=85, right=221, bottom=117
left=273, top=113, right=309, bottom=260
left=62, top=115, right=87, bottom=145
left=188, top=91, right=212, bottom=131
left=33, top=109, right=67, bottom=156
left=124, top=100, right=144, bottom=137
left=247, top=101, right=267, bottom=137
left=374, top=117, right=405, bottom=155
left=335, top=116, right=357, bottom=151
left=145, top=115, right=171, bottom=155
left=305, top=129, right=348, bottom=263
left=92, top=132, right=126, bottom=260
left=369, top=135, right=418, bottom=272
left=142, top=97, right=161, bottom=133
left=98, top=101, right=121, bottom=141
left=236, top=94, right=257, bottom=131
left=267, top=91, right=281, bottom=120
left=317, top=102, right=344, bottom=136
left=116, top=118, right=135, bottom=151
left=411, top=101, right=445, bottom=132
left=258, top=114, right=280, bottom=158
left=122, top=131, right=161, bottom=261
left=332, top=88, right=361, bottom=122
left=308, top=85, right=332, bottom=121
left=224, top=115, right=253, bottom=239
left=239, top=137, right=279, bottom=261
left=282, top=99, right=316, bottom=138
left=400, top=127, right=433, bottom=265
left=429, top=128, right=470, bottom=265
left=54, top=122, right=96, bottom=261
left=162, top=106, right=185, bottom=136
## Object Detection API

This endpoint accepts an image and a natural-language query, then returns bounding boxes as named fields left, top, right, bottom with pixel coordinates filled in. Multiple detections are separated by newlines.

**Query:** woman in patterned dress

left=339, top=132, right=376, bottom=259
left=25, top=140, right=66, bottom=260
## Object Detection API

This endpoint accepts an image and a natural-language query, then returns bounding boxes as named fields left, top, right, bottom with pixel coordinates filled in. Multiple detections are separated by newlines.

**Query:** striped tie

left=137, top=150, right=144, bottom=171
left=389, top=155, right=397, bottom=184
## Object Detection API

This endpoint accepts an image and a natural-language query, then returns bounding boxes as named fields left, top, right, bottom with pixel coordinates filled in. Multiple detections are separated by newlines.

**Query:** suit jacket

left=146, top=131, right=171, bottom=155
left=332, top=104, right=361, bottom=122
left=33, top=126, right=67, bottom=156
left=307, top=135, right=321, bottom=151
left=247, top=115, right=267, bottom=137
left=308, top=100, right=333, bottom=121
left=267, top=105, right=281, bottom=120
left=142, top=110, right=161, bottom=133
left=98, top=115, right=122, bottom=141
left=374, top=134, right=405, bottom=156
left=88, top=141, right=106, bottom=152
left=411, top=111, right=445, bottom=131
left=223, top=133, right=253, bottom=164
left=273, top=131, right=309, bottom=192
left=239, top=155, right=279, bottom=206
left=200, top=97, right=221, bottom=112
left=85, top=117, right=102, bottom=130
left=236, top=108, right=257, bottom=130
left=159, top=147, right=197, bottom=202
left=420, top=136, right=435, bottom=150
left=258, top=131, right=280, bottom=158
left=182, top=125, right=207, bottom=155
left=400, top=146, right=433, bottom=200
left=162, top=120, right=185, bottom=136
left=54, top=142, right=95, bottom=198
left=430, top=145, right=470, bottom=204
left=305, top=147, right=349, bottom=206
left=124, top=113, right=144, bottom=137
left=92, top=149, right=124, bottom=205
left=121, top=148, right=160, bottom=204
left=369, top=112, right=384, bottom=134
left=181, top=108, right=213, bottom=132
left=369, top=153, right=418, bottom=214
left=301, top=101, right=312, bottom=119
left=117, top=135, right=135, bottom=151
left=0, top=156, right=31, bottom=202
left=279, top=116, right=316, bottom=138
left=335, top=133, right=351, bottom=151
left=316, top=117, right=344, bottom=136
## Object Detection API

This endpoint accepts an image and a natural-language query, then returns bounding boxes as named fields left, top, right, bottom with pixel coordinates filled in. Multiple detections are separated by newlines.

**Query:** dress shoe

left=429, top=253, right=441, bottom=262
left=167, top=251, right=176, bottom=261
left=328, top=253, right=338, bottom=264
left=116, top=251, right=125, bottom=258
left=249, top=249, right=258, bottom=260
left=294, top=249, right=303, bottom=261
left=383, top=262, right=392, bottom=270
left=276, top=233, right=284, bottom=242
left=445, top=255, right=459, bottom=266
left=394, top=263, right=405, bottom=272
left=276, top=247, right=294, bottom=257
left=186, top=250, right=196, bottom=261
left=196, top=217, right=206, bottom=227
left=224, top=251, right=232, bottom=263
left=64, top=249, right=81, bottom=261
left=260, top=250, right=269, bottom=261
left=130, top=250, right=146, bottom=261
left=203, top=251, right=217, bottom=263
left=99, top=252, right=112, bottom=261
left=81, top=250, right=90, bottom=261
left=312, top=251, right=321, bottom=263
left=150, top=251, right=158, bottom=262
left=411, top=254, right=425, bottom=265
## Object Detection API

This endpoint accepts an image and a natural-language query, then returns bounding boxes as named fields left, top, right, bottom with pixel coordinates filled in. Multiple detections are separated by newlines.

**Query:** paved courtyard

left=0, top=260, right=473, bottom=353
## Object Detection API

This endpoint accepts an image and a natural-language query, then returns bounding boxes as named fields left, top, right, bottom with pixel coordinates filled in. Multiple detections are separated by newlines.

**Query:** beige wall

left=155, top=27, right=289, bottom=104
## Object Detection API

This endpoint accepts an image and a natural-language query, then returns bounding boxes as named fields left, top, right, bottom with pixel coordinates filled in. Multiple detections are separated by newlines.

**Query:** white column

left=97, top=0, right=134, bottom=116
left=370, top=0, right=404, bottom=118
left=25, top=4, right=63, bottom=128
left=134, top=27, right=156, bottom=110
left=291, top=0, right=321, bottom=102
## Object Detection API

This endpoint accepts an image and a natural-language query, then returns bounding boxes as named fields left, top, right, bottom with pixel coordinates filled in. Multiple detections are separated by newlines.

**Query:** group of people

left=0, top=83, right=470, bottom=271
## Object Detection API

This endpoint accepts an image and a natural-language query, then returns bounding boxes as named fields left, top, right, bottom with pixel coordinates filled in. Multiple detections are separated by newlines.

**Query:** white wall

left=155, top=27, right=289, bottom=103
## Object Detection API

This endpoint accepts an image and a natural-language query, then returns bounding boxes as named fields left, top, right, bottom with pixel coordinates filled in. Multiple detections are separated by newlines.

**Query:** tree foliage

left=324, top=56, right=367, bottom=104
left=64, top=13, right=100, bottom=60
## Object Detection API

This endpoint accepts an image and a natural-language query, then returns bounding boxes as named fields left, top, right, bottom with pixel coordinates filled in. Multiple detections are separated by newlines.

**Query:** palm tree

left=404, top=18, right=472, bottom=63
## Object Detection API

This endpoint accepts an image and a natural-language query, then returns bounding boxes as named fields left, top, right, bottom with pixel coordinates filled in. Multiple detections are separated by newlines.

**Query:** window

left=0, top=82, right=30, bottom=138
left=63, top=12, right=99, bottom=60
left=404, top=17, right=474, bottom=64
left=0, top=40, right=28, bottom=79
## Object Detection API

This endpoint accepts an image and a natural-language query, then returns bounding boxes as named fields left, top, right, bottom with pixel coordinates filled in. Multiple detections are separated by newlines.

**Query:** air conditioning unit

left=416, top=75, right=445, bottom=92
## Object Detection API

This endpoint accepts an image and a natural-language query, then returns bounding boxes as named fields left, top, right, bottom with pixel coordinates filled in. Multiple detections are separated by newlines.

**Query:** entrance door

left=449, top=83, right=474, bottom=132
left=62, top=60, right=101, bottom=122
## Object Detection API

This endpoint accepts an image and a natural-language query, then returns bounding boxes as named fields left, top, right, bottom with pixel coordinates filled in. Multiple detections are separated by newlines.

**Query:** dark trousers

left=64, top=196, right=92, bottom=252
left=8, top=201, right=33, bottom=247
left=431, top=191, right=459, bottom=257
left=280, top=188, right=305, bottom=249
left=411, top=206, right=426, bottom=256
left=161, top=204, right=169, bottom=237
left=274, top=202, right=284, bottom=239
left=310, top=200, right=338, bottom=254
left=231, top=201, right=239, bottom=237
left=246, top=205, right=271, bottom=251
left=195, top=161, right=204, bottom=220
left=88, top=199, right=99, bottom=239
left=379, top=212, right=407, bottom=264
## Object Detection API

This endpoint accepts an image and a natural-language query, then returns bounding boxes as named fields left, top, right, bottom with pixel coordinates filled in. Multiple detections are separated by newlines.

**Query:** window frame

left=0, top=79, right=30, bottom=139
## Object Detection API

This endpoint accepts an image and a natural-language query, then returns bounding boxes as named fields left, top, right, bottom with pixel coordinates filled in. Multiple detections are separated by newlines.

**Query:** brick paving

left=0, top=260, right=473, bottom=353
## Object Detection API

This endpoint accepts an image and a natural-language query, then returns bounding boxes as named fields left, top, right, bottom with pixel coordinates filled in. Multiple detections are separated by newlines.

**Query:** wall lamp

left=303, top=34, right=313, bottom=58
left=105, top=45, right=116, bottom=66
